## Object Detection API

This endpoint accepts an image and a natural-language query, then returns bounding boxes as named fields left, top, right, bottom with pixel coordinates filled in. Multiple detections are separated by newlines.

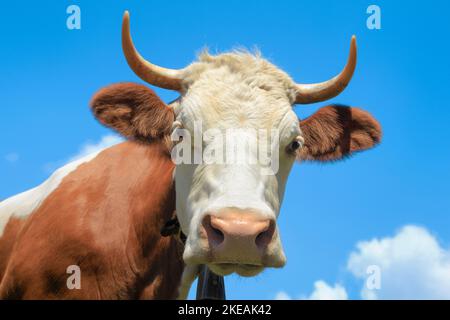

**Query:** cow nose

left=201, top=212, right=275, bottom=254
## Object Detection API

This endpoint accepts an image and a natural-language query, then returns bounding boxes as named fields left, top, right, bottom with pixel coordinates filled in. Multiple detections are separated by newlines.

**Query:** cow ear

left=298, top=105, right=382, bottom=162
left=90, top=83, right=174, bottom=142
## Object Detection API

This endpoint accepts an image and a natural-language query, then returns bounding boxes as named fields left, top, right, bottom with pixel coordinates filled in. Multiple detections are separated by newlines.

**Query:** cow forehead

left=178, top=51, right=298, bottom=130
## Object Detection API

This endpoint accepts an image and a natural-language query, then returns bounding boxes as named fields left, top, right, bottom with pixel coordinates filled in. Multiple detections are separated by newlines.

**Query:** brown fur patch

left=90, top=83, right=174, bottom=143
left=0, top=141, right=183, bottom=299
left=0, top=217, right=25, bottom=284
left=298, top=105, right=382, bottom=161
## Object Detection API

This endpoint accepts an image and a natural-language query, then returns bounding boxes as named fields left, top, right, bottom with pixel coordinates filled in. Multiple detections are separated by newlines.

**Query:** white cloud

left=347, top=225, right=450, bottom=300
left=274, top=291, right=292, bottom=300
left=43, top=134, right=123, bottom=173
left=306, top=281, right=348, bottom=300
left=275, top=281, right=348, bottom=300
left=4, top=152, right=19, bottom=163
left=68, top=134, right=123, bottom=162
left=276, top=225, right=450, bottom=300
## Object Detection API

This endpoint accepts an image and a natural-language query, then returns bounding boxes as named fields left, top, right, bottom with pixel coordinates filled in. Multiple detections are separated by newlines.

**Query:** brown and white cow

left=0, top=11, right=381, bottom=299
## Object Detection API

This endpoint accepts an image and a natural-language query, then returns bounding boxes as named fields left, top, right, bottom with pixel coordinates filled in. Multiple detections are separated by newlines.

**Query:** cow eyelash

left=286, top=136, right=304, bottom=155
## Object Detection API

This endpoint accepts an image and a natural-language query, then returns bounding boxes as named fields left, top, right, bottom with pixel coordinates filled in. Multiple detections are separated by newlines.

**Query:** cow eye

left=286, top=137, right=303, bottom=154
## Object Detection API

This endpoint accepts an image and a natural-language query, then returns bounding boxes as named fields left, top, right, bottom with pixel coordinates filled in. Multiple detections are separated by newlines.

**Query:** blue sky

left=1, top=1, right=450, bottom=299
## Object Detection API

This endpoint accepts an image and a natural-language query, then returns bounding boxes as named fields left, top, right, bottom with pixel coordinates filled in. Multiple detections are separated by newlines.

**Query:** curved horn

left=122, top=11, right=183, bottom=91
left=295, top=36, right=357, bottom=104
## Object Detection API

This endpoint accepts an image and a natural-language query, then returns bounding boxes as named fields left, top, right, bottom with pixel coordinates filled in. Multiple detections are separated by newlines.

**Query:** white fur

left=0, top=151, right=104, bottom=237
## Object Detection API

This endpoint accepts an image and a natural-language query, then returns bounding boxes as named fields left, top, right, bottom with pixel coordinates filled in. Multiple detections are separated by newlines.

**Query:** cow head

left=90, top=12, right=381, bottom=277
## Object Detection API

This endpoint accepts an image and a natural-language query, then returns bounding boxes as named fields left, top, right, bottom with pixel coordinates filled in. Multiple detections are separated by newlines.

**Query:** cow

left=0, top=11, right=381, bottom=299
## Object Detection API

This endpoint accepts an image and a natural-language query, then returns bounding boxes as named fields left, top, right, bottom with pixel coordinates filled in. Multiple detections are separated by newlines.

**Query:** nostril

left=202, top=215, right=225, bottom=247
left=255, top=220, right=275, bottom=249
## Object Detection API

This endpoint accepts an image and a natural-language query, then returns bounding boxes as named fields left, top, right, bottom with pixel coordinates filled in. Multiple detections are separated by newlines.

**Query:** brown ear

left=298, top=105, right=381, bottom=162
left=90, top=83, right=174, bottom=142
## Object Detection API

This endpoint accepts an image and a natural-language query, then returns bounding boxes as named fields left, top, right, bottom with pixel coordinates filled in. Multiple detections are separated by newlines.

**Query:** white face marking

left=173, top=52, right=302, bottom=271
left=0, top=150, right=105, bottom=237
